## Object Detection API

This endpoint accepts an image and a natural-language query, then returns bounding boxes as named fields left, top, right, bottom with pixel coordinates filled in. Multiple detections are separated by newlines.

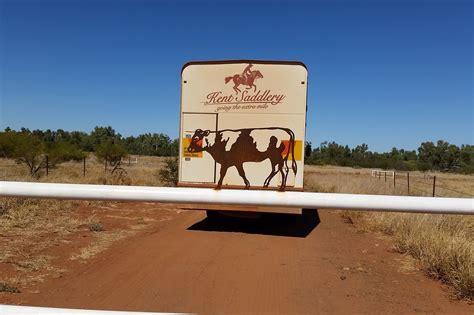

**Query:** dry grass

left=339, top=211, right=474, bottom=300
left=0, top=156, right=172, bottom=289
left=304, top=165, right=474, bottom=198
left=304, top=165, right=474, bottom=300
left=70, top=230, right=133, bottom=262
left=0, top=197, right=79, bottom=288
left=0, top=155, right=168, bottom=186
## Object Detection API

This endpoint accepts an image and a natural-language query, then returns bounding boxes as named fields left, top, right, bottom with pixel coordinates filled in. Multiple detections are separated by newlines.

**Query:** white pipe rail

left=1, top=181, right=472, bottom=215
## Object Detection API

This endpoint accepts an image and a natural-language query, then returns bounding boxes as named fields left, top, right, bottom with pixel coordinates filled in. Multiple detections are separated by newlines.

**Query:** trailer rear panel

left=179, top=60, right=308, bottom=191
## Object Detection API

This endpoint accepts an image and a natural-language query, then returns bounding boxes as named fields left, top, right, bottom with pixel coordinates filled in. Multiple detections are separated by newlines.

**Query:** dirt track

left=1, top=205, right=472, bottom=314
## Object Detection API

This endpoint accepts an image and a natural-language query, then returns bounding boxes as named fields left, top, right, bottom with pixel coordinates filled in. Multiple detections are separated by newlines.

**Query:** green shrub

left=158, top=157, right=179, bottom=187
left=88, top=222, right=104, bottom=232
left=95, top=142, right=127, bottom=164
left=0, top=282, right=20, bottom=293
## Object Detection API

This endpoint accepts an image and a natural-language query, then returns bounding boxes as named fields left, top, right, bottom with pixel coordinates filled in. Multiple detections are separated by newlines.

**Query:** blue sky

left=0, top=0, right=472, bottom=152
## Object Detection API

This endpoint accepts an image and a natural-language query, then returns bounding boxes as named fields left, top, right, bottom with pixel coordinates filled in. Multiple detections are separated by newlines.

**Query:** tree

left=68, top=131, right=91, bottom=151
left=418, top=141, right=436, bottom=168
left=45, top=142, right=85, bottom=166
left=418, top=140, right=462, bottom=171
left=90, top=126, right=121, bottom=148
left=460, top=145, right=473, bottom=165
left=0, top=131, right=16, bottom=158
left=170, top=138, right=179, bottom=156
left=3, top=126, right=471, bottom=174
left=459, top=145, right=474, bottom=173
left=304, top=141, right=312, bottom=157
left=123, top=133, right=177, bottom=156
left=9, top=133, right=45, bottom=178
left=94, top=142, right=128, bottom=183
left=95, top=142, right=127, bottom=165
left=0, top=130, right=89, bottom=177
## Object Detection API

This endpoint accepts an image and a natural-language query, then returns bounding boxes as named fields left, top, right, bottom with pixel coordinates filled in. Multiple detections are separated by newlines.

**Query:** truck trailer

left=178, top=60, right=308, bottom=216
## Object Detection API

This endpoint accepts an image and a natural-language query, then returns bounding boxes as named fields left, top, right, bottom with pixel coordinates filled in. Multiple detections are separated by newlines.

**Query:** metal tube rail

left=1, top=181, right=472, bottom=215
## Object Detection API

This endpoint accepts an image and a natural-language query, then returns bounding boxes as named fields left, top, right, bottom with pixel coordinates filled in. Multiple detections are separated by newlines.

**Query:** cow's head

left=188, top=129, right=210, bottom=153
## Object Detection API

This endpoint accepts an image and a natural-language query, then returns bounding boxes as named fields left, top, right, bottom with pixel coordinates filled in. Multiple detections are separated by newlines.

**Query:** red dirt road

left=1, top=206, right=472, bottom=314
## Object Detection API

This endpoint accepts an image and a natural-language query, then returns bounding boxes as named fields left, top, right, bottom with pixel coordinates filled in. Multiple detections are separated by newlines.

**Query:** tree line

left=305, top=141, right=473, bottom=174
left=0, top=126, right=178, bottom=177
left=0, top=127, right=472, bottom=177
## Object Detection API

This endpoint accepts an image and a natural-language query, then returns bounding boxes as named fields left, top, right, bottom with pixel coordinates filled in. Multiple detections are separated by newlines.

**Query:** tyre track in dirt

left=1, top=205, right=472, bottom=314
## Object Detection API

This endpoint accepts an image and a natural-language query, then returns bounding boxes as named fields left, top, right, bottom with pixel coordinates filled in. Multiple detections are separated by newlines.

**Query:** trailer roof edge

left=181, top=60, right=307, bottom=74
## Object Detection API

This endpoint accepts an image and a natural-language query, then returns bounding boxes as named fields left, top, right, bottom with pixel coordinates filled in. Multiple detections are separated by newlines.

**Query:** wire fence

left=371, top=170, right=474, bottom=198
left=0, top=156, right=139, bottom=180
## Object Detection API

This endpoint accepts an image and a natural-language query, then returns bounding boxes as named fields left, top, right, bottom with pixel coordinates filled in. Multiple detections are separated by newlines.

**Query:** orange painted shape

left=281, top=140, right=302, bottom=161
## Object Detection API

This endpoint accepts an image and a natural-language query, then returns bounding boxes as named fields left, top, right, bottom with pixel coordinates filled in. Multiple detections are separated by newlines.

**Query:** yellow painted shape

left=281, top=140, right=302, bottom=161
left=182, top=138, right=203, bottom=158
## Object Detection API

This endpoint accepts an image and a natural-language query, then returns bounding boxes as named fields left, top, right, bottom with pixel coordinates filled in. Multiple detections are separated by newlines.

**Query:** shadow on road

left=187, top=209, right=320, bottom=238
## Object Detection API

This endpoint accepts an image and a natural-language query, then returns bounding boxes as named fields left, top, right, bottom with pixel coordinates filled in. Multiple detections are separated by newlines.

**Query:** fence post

left=46, top=155, right=49, bottom=177
left=407, top=172, right=410, bottom=195
left=379, top=171, right=381, bottom=180
left=128, top=156, right=131, bottom=166
left=83, top=156, right=86, bottom=177
left=393, top=172, right=396, bottom=187
left=432, top=176, right=436, bottom=197
left=385, top=172, right=387, bottom=182
left=105, top=156, right=108, bottom=174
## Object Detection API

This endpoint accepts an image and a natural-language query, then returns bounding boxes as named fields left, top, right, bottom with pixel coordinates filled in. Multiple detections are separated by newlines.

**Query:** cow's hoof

left=214, top=185, right=222, bottom=190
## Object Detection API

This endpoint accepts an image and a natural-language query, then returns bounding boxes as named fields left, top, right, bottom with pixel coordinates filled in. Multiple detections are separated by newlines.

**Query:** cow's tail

left=225, top=76, right=233, bottom=84
left=283, top=128, right=297, bottom=177
left=289, top=129, right=297, bottom=176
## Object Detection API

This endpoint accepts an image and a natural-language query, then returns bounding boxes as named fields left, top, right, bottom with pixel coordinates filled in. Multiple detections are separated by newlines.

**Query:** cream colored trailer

left=178, top=60, right=308, bottom=197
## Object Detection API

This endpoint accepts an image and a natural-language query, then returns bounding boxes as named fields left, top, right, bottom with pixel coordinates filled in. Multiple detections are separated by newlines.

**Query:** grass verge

left=341, top=211, right=474, bottom=300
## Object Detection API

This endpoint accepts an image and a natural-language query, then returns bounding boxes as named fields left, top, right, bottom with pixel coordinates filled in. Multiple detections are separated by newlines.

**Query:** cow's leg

left=264, top=163, right=278, bottom=187
left=253, top=84, right=257, bottom=92
left=278, top=161, right=287, bottom=191
left=234, top=85, right=241, bottom=94
left=236, top=164, right=250, bottom=189
left=279, top=160, right=291, bottom=191
left=216, top=165, right=228, bottom=189
left=264, top=171, right=277, bottom=187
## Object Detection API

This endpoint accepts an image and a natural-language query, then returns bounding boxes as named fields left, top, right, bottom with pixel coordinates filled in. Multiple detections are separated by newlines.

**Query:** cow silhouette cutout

left=188, top=127, right=297, bottom=190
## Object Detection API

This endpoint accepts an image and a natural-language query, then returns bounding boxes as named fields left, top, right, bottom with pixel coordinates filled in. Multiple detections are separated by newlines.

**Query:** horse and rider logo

left=225, top=64, right=263, bottom=94
left=203, top=64, right=284, bottom=106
